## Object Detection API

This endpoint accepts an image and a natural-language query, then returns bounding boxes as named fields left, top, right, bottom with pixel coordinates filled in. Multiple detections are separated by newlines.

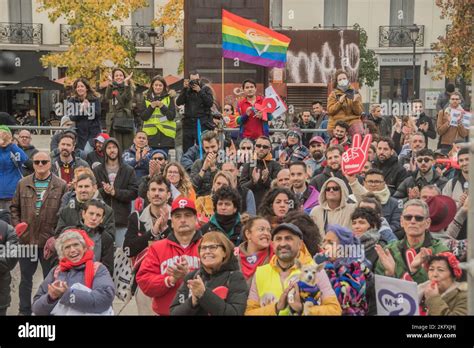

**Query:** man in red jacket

left=136, top=197, right=202, bottom=315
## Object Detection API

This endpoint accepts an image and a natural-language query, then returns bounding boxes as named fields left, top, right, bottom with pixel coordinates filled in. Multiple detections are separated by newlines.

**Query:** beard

left=312, top=151, right=323, bottom=160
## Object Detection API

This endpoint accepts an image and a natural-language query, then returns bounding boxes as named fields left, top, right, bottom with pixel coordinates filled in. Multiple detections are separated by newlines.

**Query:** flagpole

left=221, top=57, right=225, bottom=109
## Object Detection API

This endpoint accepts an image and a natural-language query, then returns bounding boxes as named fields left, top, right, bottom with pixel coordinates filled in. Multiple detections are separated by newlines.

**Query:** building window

left=380, top=66, right=420, bottom=105
left=324, top=0, right=348, bottom=27
left=8, top=0, right=32, bottom=23
left=390, top=0, right=414, bottom=26
left=131, top=0, right=155, bottom=26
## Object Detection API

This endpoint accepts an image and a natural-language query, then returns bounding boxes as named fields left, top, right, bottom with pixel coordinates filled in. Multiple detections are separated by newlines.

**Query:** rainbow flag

left=222, top=9, right=291, bottom=68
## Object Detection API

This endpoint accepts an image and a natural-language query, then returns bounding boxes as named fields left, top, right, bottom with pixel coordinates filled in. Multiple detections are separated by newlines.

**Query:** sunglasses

left=326, top=186, right=340, bottom=192
left=417, top=157, right=433, bottom=163
left=255, top=144, right=270, bottom=150
left=240, top=146, right=252, bottom=150
left=402, top=214, right=425, bottom=222
left=33, top=160, right=50, bottom=165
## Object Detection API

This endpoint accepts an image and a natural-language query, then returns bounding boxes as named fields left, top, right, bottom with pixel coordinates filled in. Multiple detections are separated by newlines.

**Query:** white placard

left=375, top=275, right=420, bottom=316
left=265, top=85, right=287, bottom=118
left=450, top=109, right=463, bottom=127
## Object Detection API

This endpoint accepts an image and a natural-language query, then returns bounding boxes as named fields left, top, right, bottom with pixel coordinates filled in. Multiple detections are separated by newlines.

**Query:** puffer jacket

left=170, top=255, right=248, bottom=316
left=373, top=155, right=409, bottom=195
left=394, top=169, right=448, bottom=200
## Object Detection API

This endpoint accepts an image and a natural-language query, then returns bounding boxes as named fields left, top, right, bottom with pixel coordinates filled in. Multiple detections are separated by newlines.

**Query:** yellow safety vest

left=143, top=96, right=176, bottom=139
left=255, top=263, right=302, bottom=316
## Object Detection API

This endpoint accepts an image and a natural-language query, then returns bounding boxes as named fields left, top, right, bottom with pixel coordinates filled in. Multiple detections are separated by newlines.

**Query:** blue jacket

left=122, top=145, right=151, bottom=178
left=0, top=144, right=27, bottom=199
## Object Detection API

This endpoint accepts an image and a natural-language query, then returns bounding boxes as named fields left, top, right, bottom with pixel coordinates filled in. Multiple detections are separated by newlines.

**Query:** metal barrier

left=7, top=125, right=69, bottom=131
left=223, top=128, right=327, bottom=133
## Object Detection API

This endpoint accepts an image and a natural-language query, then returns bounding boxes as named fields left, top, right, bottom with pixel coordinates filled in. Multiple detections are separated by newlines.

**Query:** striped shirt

left=33, top=175, right=51, bottom=214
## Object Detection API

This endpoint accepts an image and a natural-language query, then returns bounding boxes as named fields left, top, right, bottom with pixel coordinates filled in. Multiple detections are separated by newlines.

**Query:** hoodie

left=310, top=177, right=356, bottom=240
left=136, top=231, right=202, bottom=315
left=92, top=138, right=138, bottom=227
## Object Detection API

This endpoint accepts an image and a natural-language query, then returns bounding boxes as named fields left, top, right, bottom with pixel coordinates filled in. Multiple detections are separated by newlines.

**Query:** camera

left=189, top=79, right=200, bottom=88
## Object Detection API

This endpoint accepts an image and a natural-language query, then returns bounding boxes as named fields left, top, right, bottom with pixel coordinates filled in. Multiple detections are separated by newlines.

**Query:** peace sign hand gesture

left=341, top=133, right=372, bottom=176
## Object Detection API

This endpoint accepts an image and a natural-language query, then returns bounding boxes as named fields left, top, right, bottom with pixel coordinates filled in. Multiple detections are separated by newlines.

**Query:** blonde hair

left=164, top=162, right=193, bottom=196
left=212, top=170, right=236, bottom=189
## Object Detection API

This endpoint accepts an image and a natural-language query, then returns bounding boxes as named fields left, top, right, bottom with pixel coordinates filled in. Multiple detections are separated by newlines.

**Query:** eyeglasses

left=402, top=214, right=426, bottom=222
left=255, top=144, right=270, bottom=150
left=366, top=180, right=384, bottom=185
left=326, top=186, right=340, bottom=192
left=167, top=170, right=179, bottom=175
left=240, top=146, right=252, bottom=150
left=200, top=244, right=223, bottom=252
left=417, top=157, right=433, bottom=163
left=33, top=160, right=50, bottom=165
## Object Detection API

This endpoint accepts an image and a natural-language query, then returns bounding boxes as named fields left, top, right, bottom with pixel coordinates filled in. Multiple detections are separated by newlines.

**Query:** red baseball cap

left=171, top=197, right=197, bottom=215
left=309, top=136, right=325, bottom=145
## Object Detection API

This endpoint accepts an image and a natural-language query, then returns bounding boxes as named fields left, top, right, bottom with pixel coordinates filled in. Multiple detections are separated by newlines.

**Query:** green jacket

left=375, top=233, right=449, bottom=284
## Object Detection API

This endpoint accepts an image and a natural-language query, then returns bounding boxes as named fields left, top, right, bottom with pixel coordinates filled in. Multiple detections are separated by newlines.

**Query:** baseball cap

left=171, top=197, right=197, bottom=215
left=272, top=223, right=303, bottom=239
left=95, top=133, right=110, bottom=143
left=309, top=136, right=325, bottom=145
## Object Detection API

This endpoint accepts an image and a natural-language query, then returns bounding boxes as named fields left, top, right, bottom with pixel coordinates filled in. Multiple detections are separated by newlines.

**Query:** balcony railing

left=121, top=25, right=164, bottom=47
left=0, top=22, right=43, bottom=44
left=379, top=25, right=424, bottom=47
left=60, top=24, right=75, bottom=45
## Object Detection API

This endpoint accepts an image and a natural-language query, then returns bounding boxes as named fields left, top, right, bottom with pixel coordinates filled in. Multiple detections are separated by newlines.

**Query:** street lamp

left=148, top=27, right=158, bottom=78
left=409, top=24, right=420, bottom=99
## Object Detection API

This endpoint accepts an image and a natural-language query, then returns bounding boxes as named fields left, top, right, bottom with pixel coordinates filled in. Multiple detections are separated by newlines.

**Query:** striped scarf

left=33, top=175, right=51, bottom=214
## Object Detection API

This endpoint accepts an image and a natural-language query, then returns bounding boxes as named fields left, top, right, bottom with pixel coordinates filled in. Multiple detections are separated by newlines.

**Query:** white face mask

left=338, top=79, right=349, bottom=87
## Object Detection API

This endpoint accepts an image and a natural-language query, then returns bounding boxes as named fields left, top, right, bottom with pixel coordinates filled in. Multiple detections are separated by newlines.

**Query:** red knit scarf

left=239, top=245, right=274, bottom=280
left=58, top=229, right=96, bottom=288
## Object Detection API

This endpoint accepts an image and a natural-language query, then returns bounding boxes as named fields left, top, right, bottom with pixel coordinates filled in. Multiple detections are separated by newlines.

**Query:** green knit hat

left=0, top=125, right=12, bottom=135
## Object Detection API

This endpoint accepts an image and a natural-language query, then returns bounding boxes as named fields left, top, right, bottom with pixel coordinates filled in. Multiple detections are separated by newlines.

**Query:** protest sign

left=375, top=275, right=419, bottom=316
left=264, top=85, right=287, bottom=118
left=341, top=133, right=372, bottom=175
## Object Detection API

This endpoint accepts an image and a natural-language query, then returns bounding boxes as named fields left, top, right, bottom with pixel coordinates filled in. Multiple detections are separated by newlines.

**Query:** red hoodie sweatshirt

left=136, top=232, right=201, bottom=315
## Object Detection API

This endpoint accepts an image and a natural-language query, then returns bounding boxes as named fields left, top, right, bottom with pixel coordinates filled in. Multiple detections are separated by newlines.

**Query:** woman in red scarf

left=234, top=216, right=274, bottom=286
left=32, top=229, right=115, bottom=315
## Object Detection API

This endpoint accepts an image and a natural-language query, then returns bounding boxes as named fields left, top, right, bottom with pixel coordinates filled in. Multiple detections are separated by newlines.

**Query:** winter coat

left=93, top=138, right=138, bottom=227
left=10, top=174, right=67, bottom=247
left=122, top=145, right=151, bottom=178
left=310, top=177, right=356, bottom=240
left=32, top=262, right=115, bottom=315
left=86, top=150, right=106, bottom=168
left=373, top=155, right=409, bottom=195
left=124, top=204, right=172, bottom=257
left=416, top=113, right=436, bottom=144
left=19, top=144, right=39, bottom=176
left=374, top=233, right=449, bottom=284
left=394, top=169, right=448, bottom=200
left=240, top=159, right=281, bottom=209
left=180, top=144, right=200, bottom=172
left=169, top=255, right=248, bottom=316
left=55, top=193, right=115, bottom=240
left=0, top=220, right=19, bottom=310
left=418, top=281, right=467, bottom=316
left=366, top=114, right=392, bottom=138
left=348, top=179, right=402, bottom=233
left=136, top=231, right=202, bottom=315
left=278, top=141, right=310, bottom=163
left=0, top=144, right=28, bottom=199
left=190, top=158, right=221, bottom=196
left=200, top=214, right=243, bottom=246
left=437, top=108, right=469, bottom=146
left=176, top=84, right=214, bottom=129
left=297, top=120, right=317, bottom=147
left=327, top=88, right=363, bottom=132
left=50, top=153, right=90, bottom=183
left=67, top=96, right=102, bottom=150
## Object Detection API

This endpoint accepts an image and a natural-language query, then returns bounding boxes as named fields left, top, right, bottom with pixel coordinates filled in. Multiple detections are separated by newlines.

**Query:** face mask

left=338, top=79, right=349, bottom=88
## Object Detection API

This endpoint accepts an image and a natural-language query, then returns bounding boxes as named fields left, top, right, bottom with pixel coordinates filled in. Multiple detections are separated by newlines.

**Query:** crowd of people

left=0, top=69, right=469, bottom=316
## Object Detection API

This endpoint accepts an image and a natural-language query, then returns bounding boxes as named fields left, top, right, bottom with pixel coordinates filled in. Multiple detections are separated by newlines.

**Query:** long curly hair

left=164, top=162, right=193, bottom=197
left=258, top=187, right=299, bottom=221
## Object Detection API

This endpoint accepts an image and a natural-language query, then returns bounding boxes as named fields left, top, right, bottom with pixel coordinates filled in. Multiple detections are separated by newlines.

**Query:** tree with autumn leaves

left=38, top=0, right=147, bottom=83
left=431, top=0, right=473, bottom=82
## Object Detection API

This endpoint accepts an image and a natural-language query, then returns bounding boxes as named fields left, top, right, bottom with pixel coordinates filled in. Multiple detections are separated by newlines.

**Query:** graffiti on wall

left=282, top=30, right=360, bottom=84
